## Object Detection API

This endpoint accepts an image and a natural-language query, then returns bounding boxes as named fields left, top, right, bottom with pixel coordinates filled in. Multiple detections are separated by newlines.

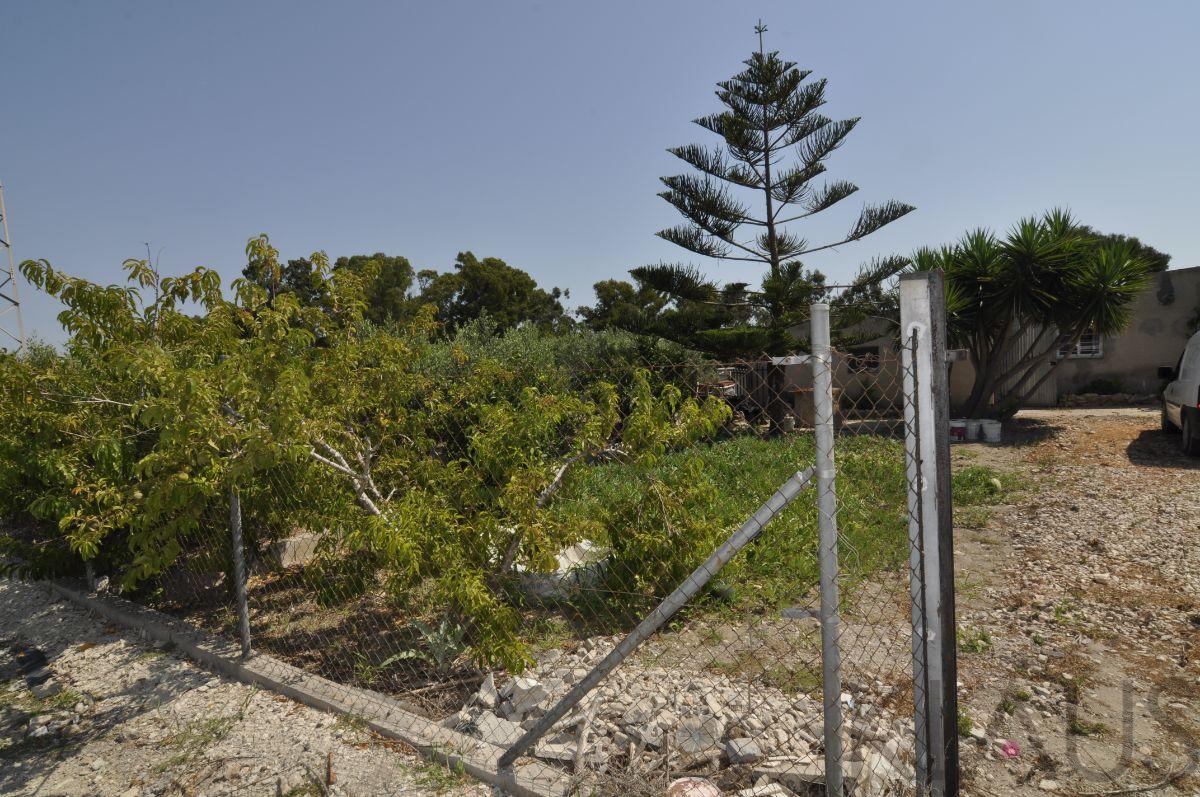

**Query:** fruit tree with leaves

left=1, top=235, right=728, bottom=669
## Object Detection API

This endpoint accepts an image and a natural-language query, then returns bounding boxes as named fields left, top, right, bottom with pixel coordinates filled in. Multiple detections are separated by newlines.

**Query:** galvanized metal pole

left=900, top=272, right=959, bottom=797
left=497, top=466, right=817, bottom=770
left=810, top=302, right=844, bottom=797
left=229, top=486, right=252, bottom=660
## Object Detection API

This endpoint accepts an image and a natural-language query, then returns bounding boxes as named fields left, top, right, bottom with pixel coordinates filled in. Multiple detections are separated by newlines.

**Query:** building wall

left=1054, top=266, right=1200, bottom=395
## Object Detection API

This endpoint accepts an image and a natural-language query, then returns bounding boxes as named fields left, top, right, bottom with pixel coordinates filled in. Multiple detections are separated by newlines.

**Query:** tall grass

left=547, top=434, right=1017, bottom=621
left=548, top=433, right=910, bottom=612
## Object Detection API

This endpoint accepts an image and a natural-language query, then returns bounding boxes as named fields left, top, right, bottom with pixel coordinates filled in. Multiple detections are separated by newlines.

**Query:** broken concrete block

left=472, top=713, right=524, bottom=746
left=734, top=785, right=792, bottom=797
left=724, top=737, right=762, bottom=764
left=675, top=716, right=725, bottom=755
left=630, top=721, right=664, bottom=748
left=534, top=738, right=609, bottom=766
left=751, top=758, right=826, bottom=792
left=476, top=673, right=499, bottom=710
left=621, top=698, right=655, bottom=726
left=505, top=678, right=549, bottom=717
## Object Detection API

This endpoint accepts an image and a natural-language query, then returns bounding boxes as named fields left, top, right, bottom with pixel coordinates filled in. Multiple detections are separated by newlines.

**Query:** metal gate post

left=900, top=272, right=959, bottom=797
left=810, top=302, right=844, bottom=797
left=229, top=485, right=252, bottom=660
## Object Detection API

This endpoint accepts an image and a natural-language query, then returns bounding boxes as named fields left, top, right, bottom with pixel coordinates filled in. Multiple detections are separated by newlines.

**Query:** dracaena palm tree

left=914, top=209, right=1151, bottom=418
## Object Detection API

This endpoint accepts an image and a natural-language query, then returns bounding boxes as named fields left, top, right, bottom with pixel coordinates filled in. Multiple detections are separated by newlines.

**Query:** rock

left=534, top=738, right=609, bottom=766
left=471, top=713, right=524, bottom=746
left=621, top=698, right=655, bottom=726
left=1038, top=779, right=1059, bottom=792
left=476, top=674, right=499, bottom=710
left=30, top=676, right=62, bottom=699
left=724, top=737, right=762, bottom=764
left=265, top=532, right=321, bottom=569
left=667, top=777, right=722, bottom=797
left=675, top=716, right=725, bottom=755
left=752, top=758, right=825, bottom=791
left=505, top=678, right=549, bottom=717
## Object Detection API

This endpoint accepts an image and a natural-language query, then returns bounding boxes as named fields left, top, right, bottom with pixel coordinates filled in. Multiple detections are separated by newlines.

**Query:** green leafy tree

left=576, top=278, right=667, bottom=331
left=416, top=251, right=570, bottom=333
left=242, top=255, right=331, bottom=307
left=1073, top=225, right=1171, bottom=273
left=2, top=237, right=724, bottom=668
left=334, top=253, right=417, bottom=324
left=913, top=209, right=1151, bottom=419
left=629, top=24, right=913, bottom=357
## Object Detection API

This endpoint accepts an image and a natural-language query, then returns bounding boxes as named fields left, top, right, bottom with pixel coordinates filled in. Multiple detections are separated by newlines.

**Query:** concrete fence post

left=900, top=271, right=959, bottom=797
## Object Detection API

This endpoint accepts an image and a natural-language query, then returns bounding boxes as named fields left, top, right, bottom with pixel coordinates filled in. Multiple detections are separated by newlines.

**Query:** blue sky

left=4, top=1, right=1198, bottom=345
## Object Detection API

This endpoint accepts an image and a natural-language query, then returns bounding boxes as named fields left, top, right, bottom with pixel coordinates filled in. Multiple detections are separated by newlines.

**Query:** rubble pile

left=444, top=638, right=917, bottom=796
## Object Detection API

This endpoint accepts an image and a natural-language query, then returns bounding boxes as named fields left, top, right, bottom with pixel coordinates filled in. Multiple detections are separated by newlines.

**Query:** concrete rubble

left=444, top=638, right=916, bottom=795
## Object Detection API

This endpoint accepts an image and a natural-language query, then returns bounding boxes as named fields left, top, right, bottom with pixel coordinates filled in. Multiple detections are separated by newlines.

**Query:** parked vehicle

left=1160, top=330, right=1200, bottom=455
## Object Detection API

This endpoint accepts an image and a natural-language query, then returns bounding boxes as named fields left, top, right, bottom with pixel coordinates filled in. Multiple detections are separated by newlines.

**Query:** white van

left=1161, top=330, right=1200, bottom=455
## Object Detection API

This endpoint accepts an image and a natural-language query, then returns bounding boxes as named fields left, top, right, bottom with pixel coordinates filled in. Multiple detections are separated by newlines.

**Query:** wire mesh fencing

left=118, top=296, right=951, bottom=797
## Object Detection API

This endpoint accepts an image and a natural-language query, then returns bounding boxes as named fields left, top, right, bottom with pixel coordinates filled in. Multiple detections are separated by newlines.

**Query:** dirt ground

left=951, top=407, right=1200, bottom=796
left=0, top=579, right=488, bottom=797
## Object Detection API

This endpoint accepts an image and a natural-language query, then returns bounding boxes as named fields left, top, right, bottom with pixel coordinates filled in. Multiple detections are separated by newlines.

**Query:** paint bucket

left=980, top=419, right=1002, bottom=443
left=949, top=419, right=968, bottom=443
left=965, top=419, right=983, bottom=442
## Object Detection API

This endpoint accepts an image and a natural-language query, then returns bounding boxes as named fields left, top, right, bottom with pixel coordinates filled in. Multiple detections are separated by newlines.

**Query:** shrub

left=1074, top=377, right=1124, bottom=395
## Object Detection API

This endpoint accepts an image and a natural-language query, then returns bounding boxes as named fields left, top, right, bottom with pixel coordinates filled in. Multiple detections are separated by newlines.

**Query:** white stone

left=724, top=737, right=762, bottom=764
left=476, top=673, right=499, bottom=709
left=505, top=678, right=549, bottom=716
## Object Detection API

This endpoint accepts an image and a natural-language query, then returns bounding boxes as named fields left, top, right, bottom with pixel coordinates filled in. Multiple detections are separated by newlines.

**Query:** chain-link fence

left=122, top=279, right=956, bottom=797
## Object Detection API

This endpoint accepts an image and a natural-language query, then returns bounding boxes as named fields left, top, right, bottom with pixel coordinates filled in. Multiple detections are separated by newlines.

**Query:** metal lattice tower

left=0, top=181, right=27, bottom=352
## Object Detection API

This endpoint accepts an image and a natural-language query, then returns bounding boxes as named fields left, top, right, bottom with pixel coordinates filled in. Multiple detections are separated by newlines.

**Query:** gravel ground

left=952, top=407, right=1200, bottom=796
left=0, top=579, right=489, bottom=797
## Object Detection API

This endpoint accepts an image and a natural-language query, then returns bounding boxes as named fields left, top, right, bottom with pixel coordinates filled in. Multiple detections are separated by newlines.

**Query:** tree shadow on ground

left=995, top=416, right=1060, bottom=447
left=1126, top=428, right=1200, bottom=470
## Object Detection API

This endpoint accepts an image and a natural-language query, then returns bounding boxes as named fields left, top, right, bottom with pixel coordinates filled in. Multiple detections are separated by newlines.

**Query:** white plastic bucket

left=965, top=419, right=983, bottom=442
left=949, top=419, right=968, bottom=443
left=980, top=419, right=1002, bottom=443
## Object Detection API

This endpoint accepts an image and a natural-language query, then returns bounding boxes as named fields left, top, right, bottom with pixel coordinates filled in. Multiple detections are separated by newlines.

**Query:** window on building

left=845, top=346, right=882, bottom=373
left=1057, top=327, right=1103, bottom=359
